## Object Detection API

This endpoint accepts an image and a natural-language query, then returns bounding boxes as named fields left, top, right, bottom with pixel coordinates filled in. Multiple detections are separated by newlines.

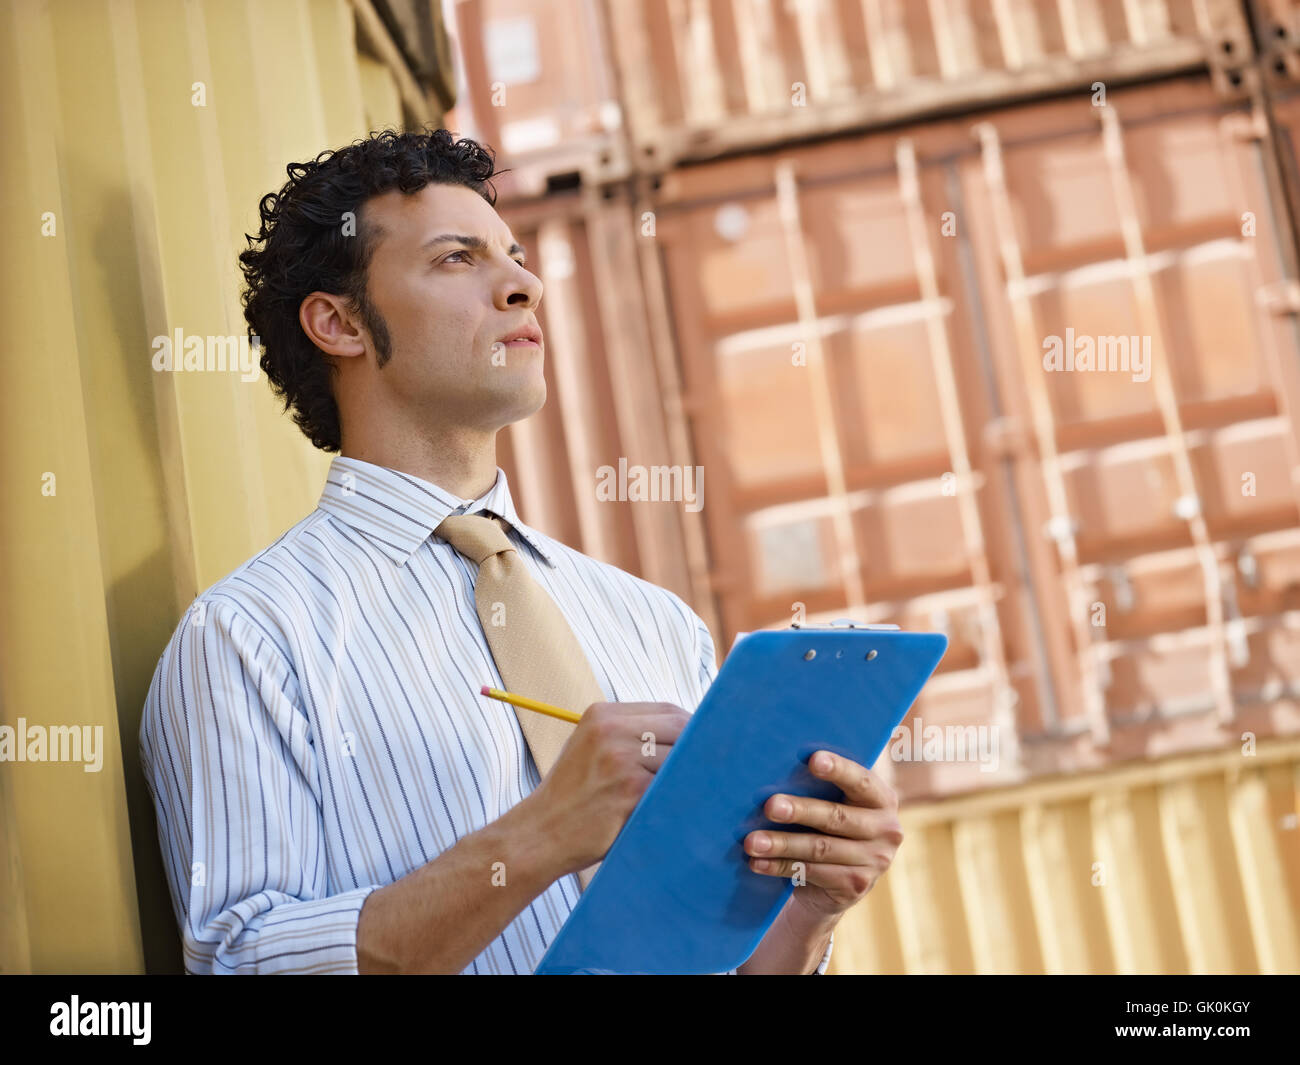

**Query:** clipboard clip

left=788, top=618, right=901, bottom=630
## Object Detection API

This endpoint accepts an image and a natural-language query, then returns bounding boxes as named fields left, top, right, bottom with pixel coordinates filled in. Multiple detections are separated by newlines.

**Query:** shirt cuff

left=811, top=931, right=834, bottom=974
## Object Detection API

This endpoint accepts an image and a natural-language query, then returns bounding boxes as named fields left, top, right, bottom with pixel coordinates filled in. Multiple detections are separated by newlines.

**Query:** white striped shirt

left=140, top=454, right=832, bottom=974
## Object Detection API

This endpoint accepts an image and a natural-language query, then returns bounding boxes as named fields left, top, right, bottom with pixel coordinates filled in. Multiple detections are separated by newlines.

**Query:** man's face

left=353, top=181, right=546, bottom=432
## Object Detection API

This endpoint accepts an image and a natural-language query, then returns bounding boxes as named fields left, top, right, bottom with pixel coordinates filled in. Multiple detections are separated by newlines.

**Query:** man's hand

left=524, top=702, right=692, bottom=877
left=743, top=750, right=903, bottom=921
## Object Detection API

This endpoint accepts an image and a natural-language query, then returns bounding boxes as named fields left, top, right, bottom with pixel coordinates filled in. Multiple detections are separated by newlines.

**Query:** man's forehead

left=364, top=183, right=514, bottom=248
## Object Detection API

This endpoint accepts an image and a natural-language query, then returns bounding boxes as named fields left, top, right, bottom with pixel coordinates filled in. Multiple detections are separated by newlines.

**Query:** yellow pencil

left=480, top=685, right=583, bottom=724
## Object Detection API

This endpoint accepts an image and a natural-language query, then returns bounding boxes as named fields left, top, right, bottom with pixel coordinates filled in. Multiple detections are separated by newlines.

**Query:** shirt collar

left=317, top=455, right=556, bottom=568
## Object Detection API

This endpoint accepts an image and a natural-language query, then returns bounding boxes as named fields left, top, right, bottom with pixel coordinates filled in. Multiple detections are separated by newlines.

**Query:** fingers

left=745, top=769, right=905, bottom=868
left=806, top=750, right=897, bottom=810
left=574, top=703, right=686, bottom=772
left=761, top=786, right=904, bottom=837
left=758, top=796, right=904, bottom=845
left=580, top=702, right=692, bottom=746
left=747, top=858, right=882, bottom=898
left=744, top=827, right=874, bottom=868
left=639, top=735, right=675, bottom=771
left=744, top=812, right=901, bottom=866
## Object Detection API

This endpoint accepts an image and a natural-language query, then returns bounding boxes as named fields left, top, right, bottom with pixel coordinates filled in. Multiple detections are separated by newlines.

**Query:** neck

left=341, top=427, right=500, bottom=501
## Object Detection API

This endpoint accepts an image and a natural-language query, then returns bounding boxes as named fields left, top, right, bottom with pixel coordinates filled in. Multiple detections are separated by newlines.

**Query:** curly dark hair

left=238, top=128, right=503, bottom=452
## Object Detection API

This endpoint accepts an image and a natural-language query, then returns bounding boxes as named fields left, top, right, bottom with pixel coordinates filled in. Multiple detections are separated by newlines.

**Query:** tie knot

left=434, top=512, right=516, bottom=565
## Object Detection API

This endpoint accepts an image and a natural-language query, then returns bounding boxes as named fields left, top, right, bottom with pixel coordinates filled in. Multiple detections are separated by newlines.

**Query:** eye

left=441, top=250, right=529, bottom=268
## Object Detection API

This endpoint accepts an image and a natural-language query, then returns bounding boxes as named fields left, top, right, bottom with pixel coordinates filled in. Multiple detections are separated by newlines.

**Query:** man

left=139, top=128, right=903, bottom=974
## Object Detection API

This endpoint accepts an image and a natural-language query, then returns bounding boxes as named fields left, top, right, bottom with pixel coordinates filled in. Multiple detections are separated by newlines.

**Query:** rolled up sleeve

left=140, top=598, right=379, bottom=974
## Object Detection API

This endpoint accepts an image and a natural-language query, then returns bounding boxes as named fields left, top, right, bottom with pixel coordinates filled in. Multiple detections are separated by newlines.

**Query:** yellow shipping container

left=2, top=0, right=1297, bottom=976
left=0, top=0, right=448, bottom=974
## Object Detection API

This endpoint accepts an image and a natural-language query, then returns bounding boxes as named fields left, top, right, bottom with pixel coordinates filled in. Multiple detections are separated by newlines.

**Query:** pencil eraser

left=480, top=685, right=490, bottom=695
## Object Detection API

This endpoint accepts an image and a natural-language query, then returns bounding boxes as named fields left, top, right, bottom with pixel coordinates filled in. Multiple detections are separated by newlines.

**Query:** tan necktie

left=434, top=512, right=605, bottom=889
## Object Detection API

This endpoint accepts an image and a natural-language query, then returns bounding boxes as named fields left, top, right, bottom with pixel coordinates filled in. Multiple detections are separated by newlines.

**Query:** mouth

left=499, top=325, right=543, bottom=348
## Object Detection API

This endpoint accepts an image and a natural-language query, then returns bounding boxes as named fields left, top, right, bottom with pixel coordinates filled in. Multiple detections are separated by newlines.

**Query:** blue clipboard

left=533, top=623, right=948, bottom=974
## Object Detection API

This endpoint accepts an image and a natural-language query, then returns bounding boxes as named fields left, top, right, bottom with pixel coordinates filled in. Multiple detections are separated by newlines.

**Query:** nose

left=498, top=259, right=543, bottom=310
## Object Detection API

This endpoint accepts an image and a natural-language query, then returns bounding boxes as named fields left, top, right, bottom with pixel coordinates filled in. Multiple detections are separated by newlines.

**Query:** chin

left=499, top=378, right=547, bottom=424
left=523, top=377, right=547, bottom=415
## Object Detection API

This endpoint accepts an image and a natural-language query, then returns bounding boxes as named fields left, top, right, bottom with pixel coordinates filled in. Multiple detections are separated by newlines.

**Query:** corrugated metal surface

left=438, top=2, right=1300, bottom=975
left=448, top=0, right=629, bottom=196
left=493, top=189, right=721, bottom=635
left=606, top=0, right=1256, bottom=165
left=450, top=3, right=1300, bottom=973
left=828, top=739, right=1300, bottom=973
left=652, top=75, right=1300, bottom=796
left=447, top=1, right=1261, bottom=195
left=0, top=0, right=450, bottom=975
left=8, top=0, right=1298, bottom=976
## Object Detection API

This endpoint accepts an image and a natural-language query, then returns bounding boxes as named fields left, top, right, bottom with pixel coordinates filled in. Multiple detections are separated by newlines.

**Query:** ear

left=299, top=292, right=368, bottom=360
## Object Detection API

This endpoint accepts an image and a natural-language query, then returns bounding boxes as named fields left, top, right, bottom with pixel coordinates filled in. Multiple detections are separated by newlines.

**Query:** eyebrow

left=421, top=233, right=527, bottom=261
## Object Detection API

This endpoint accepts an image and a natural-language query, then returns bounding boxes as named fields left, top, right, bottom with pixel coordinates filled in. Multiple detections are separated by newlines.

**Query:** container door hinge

left=1208, top=30, right=1257, bottom=98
